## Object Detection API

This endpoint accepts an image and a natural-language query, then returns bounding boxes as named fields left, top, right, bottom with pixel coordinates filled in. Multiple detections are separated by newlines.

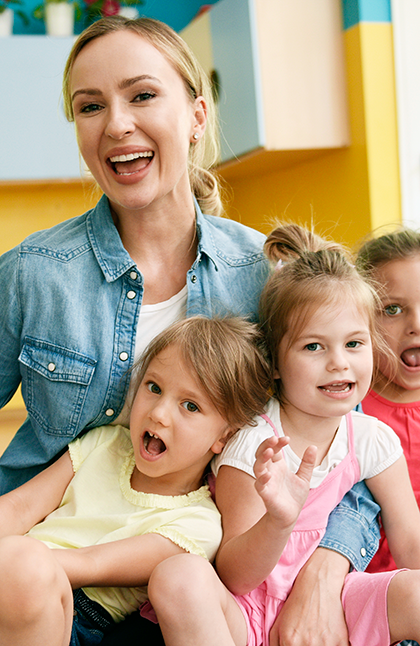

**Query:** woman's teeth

left=109, top=151, right=153, bottom=163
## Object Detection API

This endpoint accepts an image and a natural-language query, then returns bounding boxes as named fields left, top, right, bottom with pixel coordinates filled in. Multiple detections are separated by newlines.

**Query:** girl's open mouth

left=401, top=347, right=420, bottom=368
left=319, top=382, right=353, bottom=393
left=143, top=430, right=166, bottom=456
left=108, top=151, right=153, bottom=176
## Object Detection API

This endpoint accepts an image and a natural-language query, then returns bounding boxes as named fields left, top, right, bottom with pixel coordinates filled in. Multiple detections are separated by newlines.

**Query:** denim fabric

left=71, top=589, right=115, bottom=646
left=0, top=194, right=380, bottom=569
left=319, top=480, right=381, bottom=571
left=0, top=195, right=268, bottom=491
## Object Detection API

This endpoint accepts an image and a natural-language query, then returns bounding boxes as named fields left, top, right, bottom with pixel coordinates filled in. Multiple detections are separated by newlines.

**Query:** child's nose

left=407, top=308, right=420, bottom=336
left=327, top=349, right=349, bottom=372
left=149, top=398, right=171, bottom=426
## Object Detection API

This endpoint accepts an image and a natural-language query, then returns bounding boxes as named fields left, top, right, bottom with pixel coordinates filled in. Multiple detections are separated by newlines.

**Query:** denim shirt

left=0, top=194, right=379, bottom=569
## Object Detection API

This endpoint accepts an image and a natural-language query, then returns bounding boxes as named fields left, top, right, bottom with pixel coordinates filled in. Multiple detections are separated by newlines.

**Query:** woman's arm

left=270, top=548, right=351, bottom=646
left=215, top=436, right=315, bottom=595
left=0, top=452, right=74, bottom=537
left=366, top=454, right=420, bottom=568
left=53, top=533, right=186, bottom=589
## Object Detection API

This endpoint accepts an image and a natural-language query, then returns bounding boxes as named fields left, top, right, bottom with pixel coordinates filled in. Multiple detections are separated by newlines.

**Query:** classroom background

left=1, top=0, right=419, bottom=450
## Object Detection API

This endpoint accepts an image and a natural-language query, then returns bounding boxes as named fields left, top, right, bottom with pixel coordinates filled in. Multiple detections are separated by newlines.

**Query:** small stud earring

left=193, top=132, right=199, bottom=141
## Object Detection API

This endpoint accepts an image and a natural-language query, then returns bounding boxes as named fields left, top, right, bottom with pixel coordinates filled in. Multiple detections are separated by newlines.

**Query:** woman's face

left=69, top=30, right=206, bottom=217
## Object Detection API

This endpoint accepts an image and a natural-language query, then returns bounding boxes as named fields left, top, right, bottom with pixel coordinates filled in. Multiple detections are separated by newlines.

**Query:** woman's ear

left=191, top=96, right=207, bottom=142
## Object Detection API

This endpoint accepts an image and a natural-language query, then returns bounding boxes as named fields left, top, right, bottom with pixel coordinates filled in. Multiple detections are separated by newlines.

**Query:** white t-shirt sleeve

left=351, top=411, right=403, bottom=480
left=212, top=399, right=280, bottom=478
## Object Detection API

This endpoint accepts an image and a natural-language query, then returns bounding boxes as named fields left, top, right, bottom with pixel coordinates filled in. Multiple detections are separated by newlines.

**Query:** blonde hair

left=62, top=16, right=223, bottom=217
left=357, top=227, right=420, bottom=275
left=133, top=316, right=271, bottom=430
left=259, top=223, right=388, bottom=401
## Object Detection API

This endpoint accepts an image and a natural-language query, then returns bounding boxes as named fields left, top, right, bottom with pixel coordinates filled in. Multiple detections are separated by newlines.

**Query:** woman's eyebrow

left=71, top=75, right=161, bottom=102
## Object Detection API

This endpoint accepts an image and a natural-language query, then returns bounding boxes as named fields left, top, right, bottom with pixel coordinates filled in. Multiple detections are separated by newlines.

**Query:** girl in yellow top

left=0, top=316, right=271, bottom=646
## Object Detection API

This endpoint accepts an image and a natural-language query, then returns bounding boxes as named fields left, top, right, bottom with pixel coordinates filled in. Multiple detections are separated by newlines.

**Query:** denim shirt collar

left=87, top=194, right=219, bottom=282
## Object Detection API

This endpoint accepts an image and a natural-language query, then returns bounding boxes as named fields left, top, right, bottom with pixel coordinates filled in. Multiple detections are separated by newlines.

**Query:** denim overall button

left=119, top=352, right=129, bottom=361
left=129, top=271, right=138, bottom=280
left=47, top=362, right=56, bottom=372
left=127, top=290, right=136, bottom=300
left=105, top=408, right=115, bottom=417
left=360, top=547, right=366, bottom=557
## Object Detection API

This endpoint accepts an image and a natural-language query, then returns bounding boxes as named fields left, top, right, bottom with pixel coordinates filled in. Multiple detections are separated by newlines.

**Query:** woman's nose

left=105, top=102, right=135, bottom=140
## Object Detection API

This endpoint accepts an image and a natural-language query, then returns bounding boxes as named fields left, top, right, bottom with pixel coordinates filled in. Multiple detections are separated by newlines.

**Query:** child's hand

left=253, top=436, right=317, bottom=529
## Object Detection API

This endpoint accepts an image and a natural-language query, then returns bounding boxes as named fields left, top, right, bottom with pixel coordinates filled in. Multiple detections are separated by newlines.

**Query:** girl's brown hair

left=356, top=227, right=420, bottom=276
left=259, top=223, right=389, bottom=401
left=133, top=316, right=271, bottom=430
left=63, top=15, right=222, bottom=217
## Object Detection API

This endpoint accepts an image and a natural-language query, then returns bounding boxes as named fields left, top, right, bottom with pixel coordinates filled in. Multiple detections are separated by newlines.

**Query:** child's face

left=129, top=343, right=231, bottom=495
left=374, top=256, right=420, bottom=402
left=276, top=298, right=373, bottom=424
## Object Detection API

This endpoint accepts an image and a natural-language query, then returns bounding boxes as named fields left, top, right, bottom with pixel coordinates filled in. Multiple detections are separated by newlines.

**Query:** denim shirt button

left=127, top=290, right=136, bottom=300
left=191, top=275, right=197, bottom=283
left=47, top=362, right=56, bottom=372
left=105, top=408, right=115, bottom=417
left=129, top=271, right=138, bottom=280
left=119, top=352, right=129, bottom=361
left=360, top=547, right=366, bottom=557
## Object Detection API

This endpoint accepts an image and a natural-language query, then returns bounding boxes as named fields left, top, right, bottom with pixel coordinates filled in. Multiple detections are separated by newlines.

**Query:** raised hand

left=253, top=435, right=317, bottom=530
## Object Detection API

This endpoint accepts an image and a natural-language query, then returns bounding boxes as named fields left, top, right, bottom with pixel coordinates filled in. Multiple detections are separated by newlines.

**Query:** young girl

left=356, top=228, right=420, bottom=646
left=0, top=316, right=271, bottom=646
left=148, top=224, right=420, bottom=646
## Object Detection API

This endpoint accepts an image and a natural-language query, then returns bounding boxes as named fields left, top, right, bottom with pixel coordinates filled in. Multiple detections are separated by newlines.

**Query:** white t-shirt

left=113, top=286, right=187, bottom=427
left=212, top=398, right=403, bottom=488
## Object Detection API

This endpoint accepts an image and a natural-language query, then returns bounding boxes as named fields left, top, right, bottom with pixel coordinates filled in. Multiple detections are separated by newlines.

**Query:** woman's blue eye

left=305, top=343, right=321, bottom=352
left=134, top=91, right=156, bottom=102
left=384, top=304, right=402, bottom=316
left=183, top=401, right=199, bottom=413
left=147, top=382, right=161, bottom=395
left=80, top=103, right=102, bottom=113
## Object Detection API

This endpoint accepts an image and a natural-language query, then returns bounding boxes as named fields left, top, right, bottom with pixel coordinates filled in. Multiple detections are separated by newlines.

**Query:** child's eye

left=182, top=401, right=199, bottom=413
left=305, top=343, right=321, bottom=352
left=346, top=340, right=360, bottom=349
left=384, top=304, right=402, bottom=316
left=147, top=382, right=161, bottom=395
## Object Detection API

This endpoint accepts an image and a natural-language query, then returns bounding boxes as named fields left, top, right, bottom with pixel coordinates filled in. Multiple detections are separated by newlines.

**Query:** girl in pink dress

left=148, top=224, right=420, bottom=646
left=357, top=228, right=420, bottom=646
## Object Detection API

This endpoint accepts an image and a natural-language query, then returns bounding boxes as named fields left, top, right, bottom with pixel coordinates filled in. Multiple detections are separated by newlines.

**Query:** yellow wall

left=219, top=22, right=401, bottom=247
left=0, top=20, right=401, bottom=415
left=0, top=179, right=98, bottom=411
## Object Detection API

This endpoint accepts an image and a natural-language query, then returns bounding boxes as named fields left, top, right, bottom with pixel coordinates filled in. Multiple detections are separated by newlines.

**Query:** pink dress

left=234, top=414, right=403, bottom=646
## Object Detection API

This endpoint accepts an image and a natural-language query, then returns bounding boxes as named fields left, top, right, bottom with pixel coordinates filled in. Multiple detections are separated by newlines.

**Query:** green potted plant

left=33, top=0, right=82, bottom=36
left=0, top=0, right=29, bottom=35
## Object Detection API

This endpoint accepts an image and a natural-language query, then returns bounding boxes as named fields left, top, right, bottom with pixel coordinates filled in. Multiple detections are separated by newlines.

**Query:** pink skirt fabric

left=235, top=569, right=404, bottom=646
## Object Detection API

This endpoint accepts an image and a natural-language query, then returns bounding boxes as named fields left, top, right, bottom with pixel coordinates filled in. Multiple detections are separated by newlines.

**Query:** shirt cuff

left=319, top=481, right=381, bottom=571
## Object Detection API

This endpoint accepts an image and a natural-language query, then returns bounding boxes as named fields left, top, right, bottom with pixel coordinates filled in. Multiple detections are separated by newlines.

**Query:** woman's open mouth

left=108, top=151, right=153, bottom=176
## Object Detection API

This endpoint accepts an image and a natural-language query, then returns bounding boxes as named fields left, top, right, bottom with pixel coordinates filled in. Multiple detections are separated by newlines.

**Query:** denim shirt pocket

left=19, top=337, right=96, bottom=437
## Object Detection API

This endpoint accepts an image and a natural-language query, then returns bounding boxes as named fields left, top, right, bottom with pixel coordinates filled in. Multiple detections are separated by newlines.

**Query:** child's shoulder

left=69, top=424, right=131, bottom=472
left=211, top=398, right=280, bottom=478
